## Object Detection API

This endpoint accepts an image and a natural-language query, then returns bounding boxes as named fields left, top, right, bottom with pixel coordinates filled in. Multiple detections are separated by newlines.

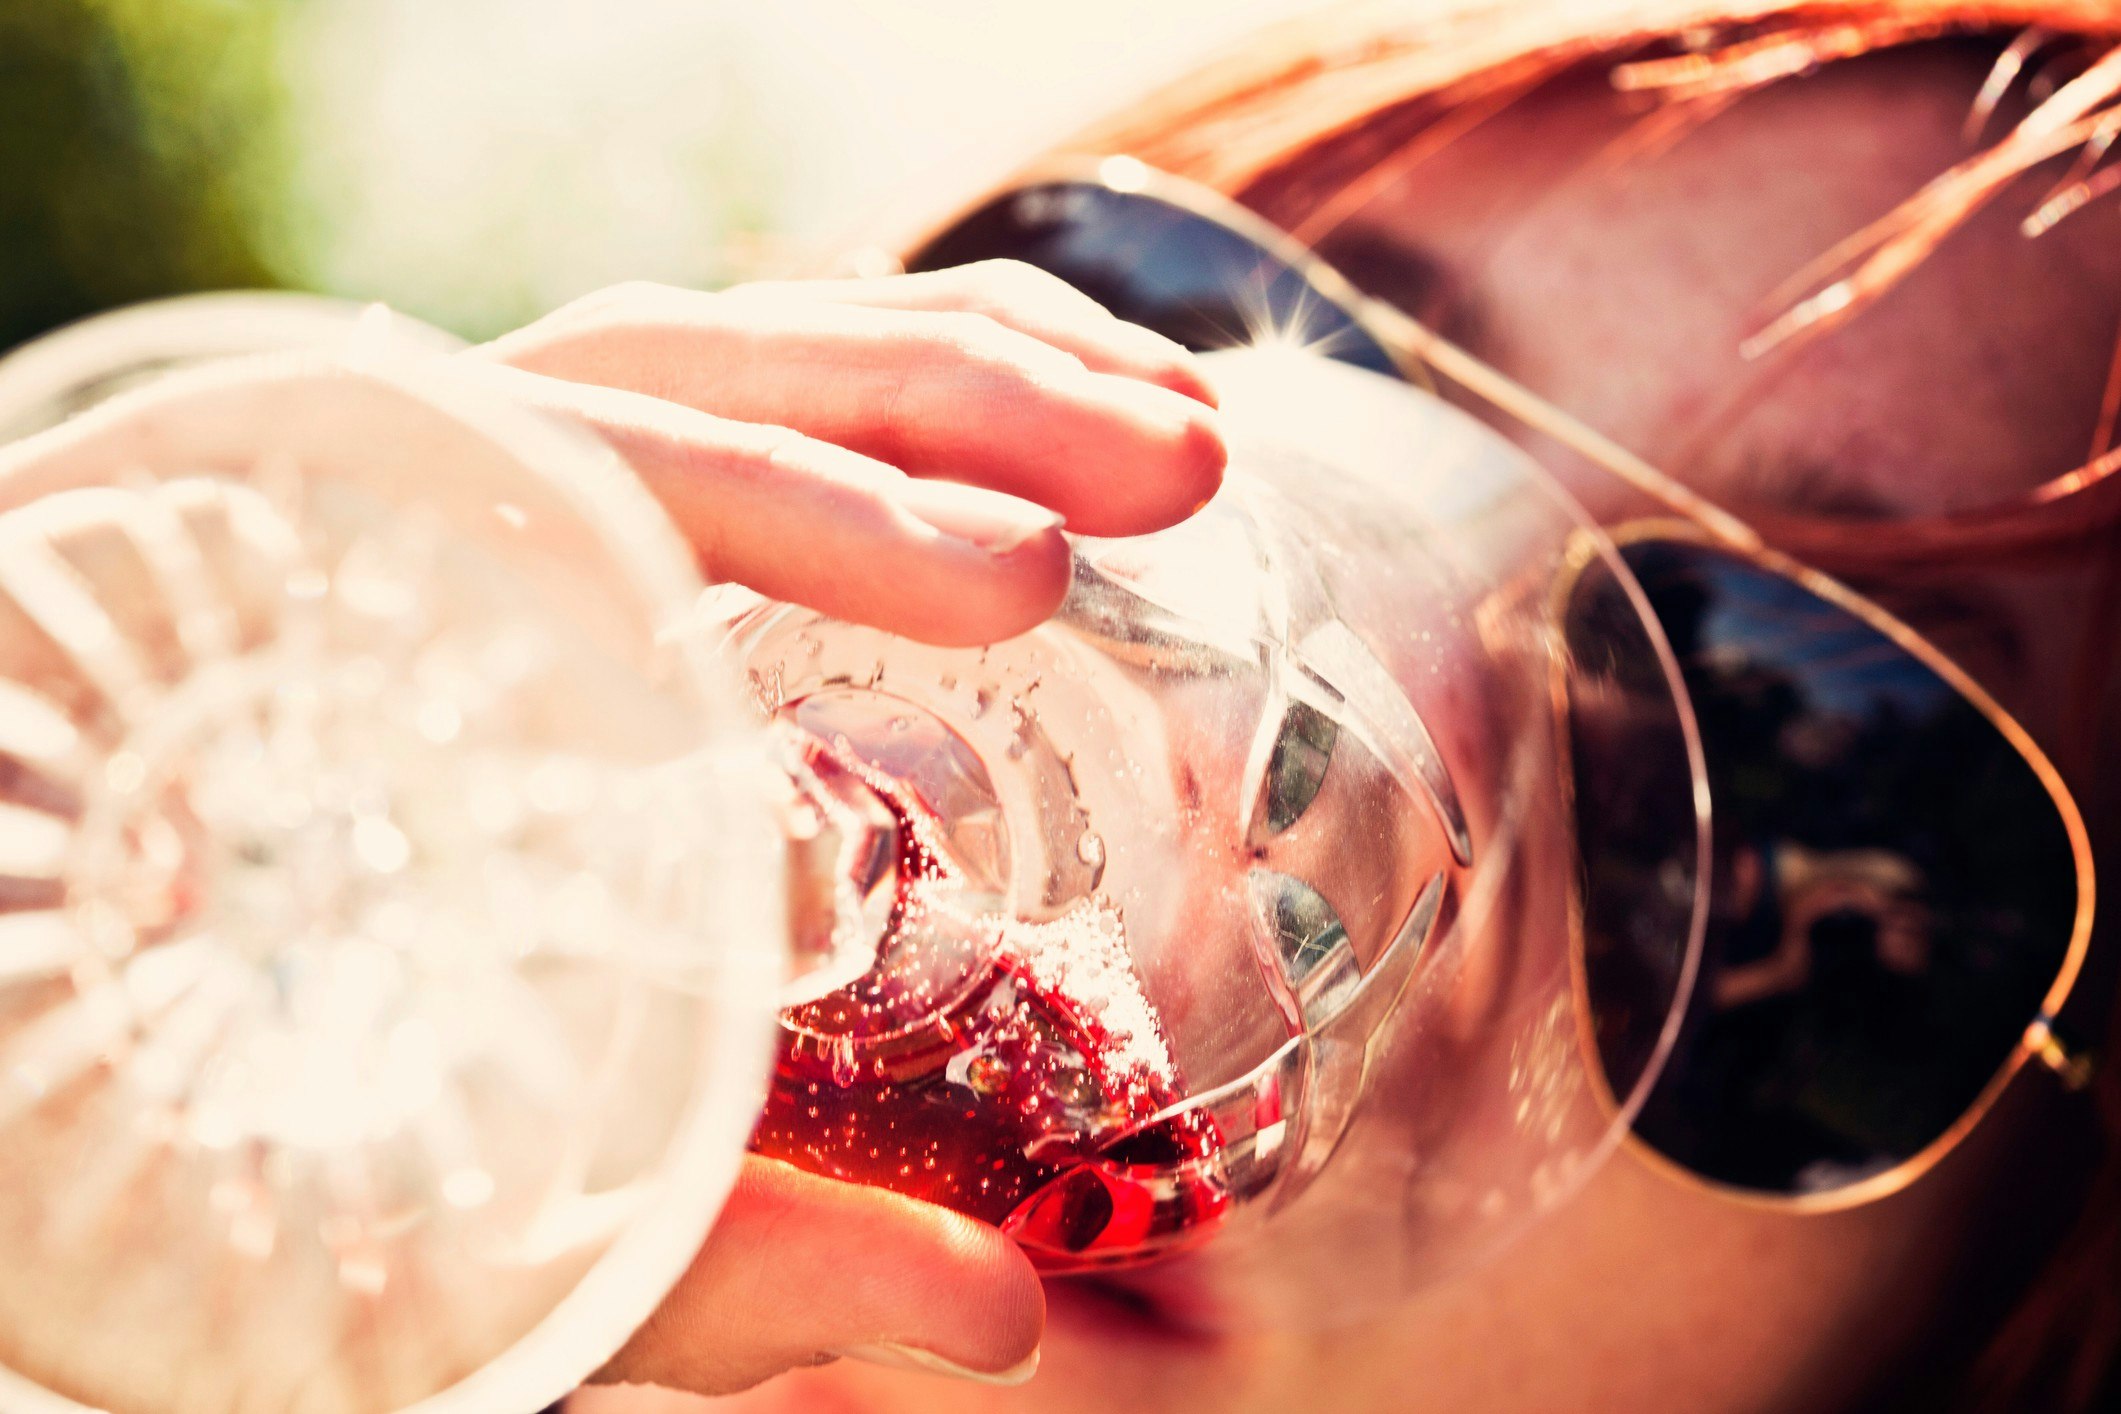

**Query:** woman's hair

left=1089, top=1, right=2121, bottom=356
left=1065, top=4, right=2121, bottom=1410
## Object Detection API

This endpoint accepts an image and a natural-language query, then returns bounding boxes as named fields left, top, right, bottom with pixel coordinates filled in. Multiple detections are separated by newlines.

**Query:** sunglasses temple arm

left=1354, top=296, right=1768, bottom=553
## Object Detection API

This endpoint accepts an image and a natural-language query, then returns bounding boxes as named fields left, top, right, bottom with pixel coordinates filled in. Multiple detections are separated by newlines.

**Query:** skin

left=568, top=38, right=2120, bottom=1414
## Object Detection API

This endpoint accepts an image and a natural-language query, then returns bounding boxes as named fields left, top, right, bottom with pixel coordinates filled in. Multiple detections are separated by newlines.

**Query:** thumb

left=588, top=1157, right=1045, bottom=1397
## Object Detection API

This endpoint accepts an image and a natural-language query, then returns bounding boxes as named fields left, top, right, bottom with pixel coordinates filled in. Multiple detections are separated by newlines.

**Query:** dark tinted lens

left=1568, top=539, right=2079, bottom=1195
left=909, top=180, right=1398, bottom=375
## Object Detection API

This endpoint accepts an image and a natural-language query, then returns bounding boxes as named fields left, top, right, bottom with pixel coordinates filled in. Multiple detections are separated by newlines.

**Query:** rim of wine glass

left=1540, top=520, right=1712, bottom=1185
left=0, top=291, right=468, bottom=445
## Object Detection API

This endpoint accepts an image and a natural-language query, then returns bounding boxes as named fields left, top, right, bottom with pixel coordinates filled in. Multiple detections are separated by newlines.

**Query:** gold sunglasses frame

left=898, top=155, right=2098, bottom=1213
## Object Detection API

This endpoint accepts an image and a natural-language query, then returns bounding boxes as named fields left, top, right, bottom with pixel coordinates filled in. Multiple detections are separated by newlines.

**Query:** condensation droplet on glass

left=966, top=1053, right=1009, bottom=1095
left=351, top=815, right=412, bottom=874
left=340, top=655, right=387, bottom=699
left=441, top=1168, right=495, bottom=1210
left=105, top=751, right=146, bottom=795
left=229, top=1209, right=277, bottom=1261
left=829, top=1035, right=859, bottom=1087
left=416, top=698, right=462, bottom=744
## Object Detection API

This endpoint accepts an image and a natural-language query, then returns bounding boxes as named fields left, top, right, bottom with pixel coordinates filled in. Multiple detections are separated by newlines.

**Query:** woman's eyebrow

left=1719, top=448, right=1904, bottom=519
left=1714, top=460, right=2027, bottom=673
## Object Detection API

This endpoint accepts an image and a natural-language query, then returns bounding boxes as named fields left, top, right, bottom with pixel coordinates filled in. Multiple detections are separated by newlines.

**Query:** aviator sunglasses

left=904, top=158, right=2096, bottom=1207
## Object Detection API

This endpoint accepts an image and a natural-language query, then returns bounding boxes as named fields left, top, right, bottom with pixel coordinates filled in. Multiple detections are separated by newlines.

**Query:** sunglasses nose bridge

left=2028, top=1015, right=2096, bottom=1091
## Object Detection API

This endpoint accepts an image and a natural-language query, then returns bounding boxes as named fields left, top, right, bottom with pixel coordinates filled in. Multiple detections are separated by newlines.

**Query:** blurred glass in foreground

left=0, top=301, right=785, bottom=1414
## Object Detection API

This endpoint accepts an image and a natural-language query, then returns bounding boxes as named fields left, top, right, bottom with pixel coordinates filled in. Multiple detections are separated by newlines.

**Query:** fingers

left=591, top=1157, right=1045, bottom=1398
left=479, top=275, right=1225, bottom=538
left=734, top=260, right=1220, bottom=407
left=462, top=364, right=1071, bottom=646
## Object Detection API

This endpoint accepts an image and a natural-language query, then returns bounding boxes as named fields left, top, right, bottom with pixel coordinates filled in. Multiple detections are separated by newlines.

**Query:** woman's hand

left=580, top=1157, right=1047, bottom=1398
left=476, top=260, right=1226, bottom=646
left=479, top=264, right=1222, bottom=1400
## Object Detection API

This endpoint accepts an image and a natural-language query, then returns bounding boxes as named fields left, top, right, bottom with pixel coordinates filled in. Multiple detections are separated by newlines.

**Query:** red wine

left=750, top=742, right=1229, bottom=1269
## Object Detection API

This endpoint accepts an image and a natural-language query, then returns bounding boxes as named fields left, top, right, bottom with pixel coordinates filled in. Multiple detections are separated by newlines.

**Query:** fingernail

left=1097, top=380, right=1228, bottom=517
left=1115, top=326, right=1219, bottom=406
left=894, top=479, right=1063, bottom=556
left=1173, top=362, right=1220, bottom=407
left=834, top=1342, right=1041, bottom=1387
left=1102, top=374, right=1226, bottom=449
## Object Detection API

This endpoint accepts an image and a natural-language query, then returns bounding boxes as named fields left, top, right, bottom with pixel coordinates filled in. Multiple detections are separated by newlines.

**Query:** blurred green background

left=1, top=0, right=286, bottom=348
left=0, top=0, right=1318, bottom=351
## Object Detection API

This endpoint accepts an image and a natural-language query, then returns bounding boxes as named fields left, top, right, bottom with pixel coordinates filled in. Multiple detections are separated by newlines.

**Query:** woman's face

left=582, top=38, right=2121, bottom=1414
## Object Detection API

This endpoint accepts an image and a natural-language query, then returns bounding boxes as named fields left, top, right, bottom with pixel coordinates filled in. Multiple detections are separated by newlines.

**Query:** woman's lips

left=1041, top=1272, right=1231, bottom=1358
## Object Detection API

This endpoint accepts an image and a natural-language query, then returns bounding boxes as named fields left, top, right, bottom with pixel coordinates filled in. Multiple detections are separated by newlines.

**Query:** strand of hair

left=1965, top=25, right=2059, bottom=141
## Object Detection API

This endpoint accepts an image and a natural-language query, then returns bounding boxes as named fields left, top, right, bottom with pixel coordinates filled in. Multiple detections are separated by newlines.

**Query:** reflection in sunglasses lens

left=1572, top=539, right=2077, bottom=1195
left=909, top=181, right=1399, bottom=375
